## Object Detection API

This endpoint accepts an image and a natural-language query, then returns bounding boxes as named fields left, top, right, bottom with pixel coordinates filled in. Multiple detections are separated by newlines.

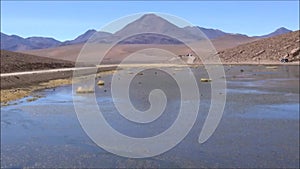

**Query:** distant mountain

left=113, top=14, right=203, bottom=44
left=61, top=29, right=97, bottom=46
left=197, top=27, right=229, bottom=39
left=25, top=37, right=61, bottom=48
left=1, top=33, right=25, bottom=51
left=0, top=14, right=295, bottom=51
left=1, top=33, right=61, bottom=51
left=257, top=27, right=292, bottom=38
left=61, top=29, right=113, bottom=45
left=0, top=30, right=114, bottom=51
left=117, top=33, right=183, bottom=44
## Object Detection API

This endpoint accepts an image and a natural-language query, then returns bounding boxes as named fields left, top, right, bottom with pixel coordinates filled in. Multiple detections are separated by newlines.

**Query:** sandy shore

left=0, top=67, right=116, bottom=105
left=1, top=78, right=72, bottom=105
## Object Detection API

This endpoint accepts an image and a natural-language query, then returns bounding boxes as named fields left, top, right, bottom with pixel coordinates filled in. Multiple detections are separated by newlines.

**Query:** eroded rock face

left=255, top=50, right=265, bottom=56
left=290, top=47, right=300, bottom=57
left=282, top=53, right=289, bottom=58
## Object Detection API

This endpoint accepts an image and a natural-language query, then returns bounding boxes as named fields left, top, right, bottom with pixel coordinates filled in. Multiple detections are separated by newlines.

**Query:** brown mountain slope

left=219, top=30, right=300, bottom=63
left=21, top=35, right=255, bottom=62
left=21, top=31, right=299, bottom=64
left=21, top=44, right=85, bottom=62
left=212, top=34, right=258, bottom=51
left=0, top=50, right=75, bottom=73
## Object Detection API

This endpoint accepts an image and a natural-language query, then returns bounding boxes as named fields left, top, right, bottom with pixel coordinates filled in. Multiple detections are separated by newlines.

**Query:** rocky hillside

left=219, top=30, right=300, bottom=63
left=0, top=50, right=74, bottom=73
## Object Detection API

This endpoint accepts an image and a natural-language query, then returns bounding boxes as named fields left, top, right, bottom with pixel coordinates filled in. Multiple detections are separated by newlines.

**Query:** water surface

left=1, top=65, right=299, bottom=168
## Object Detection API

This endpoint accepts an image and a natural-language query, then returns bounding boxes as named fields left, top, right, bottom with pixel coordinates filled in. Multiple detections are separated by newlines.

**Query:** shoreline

left=1, top=78, right=72, bottom=105
left=1, top=70, right=116, bottom=105
left=0, top=67, right=116, bottom=105
left=107, top=61, right=299, bottom=66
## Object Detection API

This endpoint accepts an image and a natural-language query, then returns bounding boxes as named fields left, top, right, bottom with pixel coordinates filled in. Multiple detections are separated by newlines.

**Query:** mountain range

left=0, top=14, right=293, bottom=51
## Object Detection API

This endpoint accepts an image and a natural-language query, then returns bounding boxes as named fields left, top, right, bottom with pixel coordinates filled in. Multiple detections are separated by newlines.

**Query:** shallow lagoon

left=1, top=65, right=299, bottom=168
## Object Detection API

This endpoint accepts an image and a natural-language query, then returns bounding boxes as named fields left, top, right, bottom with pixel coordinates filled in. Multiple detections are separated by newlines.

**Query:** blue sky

left=1, top=1, right=299, bottom=41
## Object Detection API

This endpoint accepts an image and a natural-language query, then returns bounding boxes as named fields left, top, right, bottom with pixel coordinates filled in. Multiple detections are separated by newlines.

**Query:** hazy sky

left=1, top=1, right=299, bottom=41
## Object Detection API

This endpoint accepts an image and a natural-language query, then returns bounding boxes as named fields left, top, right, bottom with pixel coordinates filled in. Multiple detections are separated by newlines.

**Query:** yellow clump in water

left=266, top=66, right=278, bottom=69
left=200, top=78, right=212, bottom=82
left=76, top=86, right=94, bottom=93
left=97, top=80, right=105, bottom=86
